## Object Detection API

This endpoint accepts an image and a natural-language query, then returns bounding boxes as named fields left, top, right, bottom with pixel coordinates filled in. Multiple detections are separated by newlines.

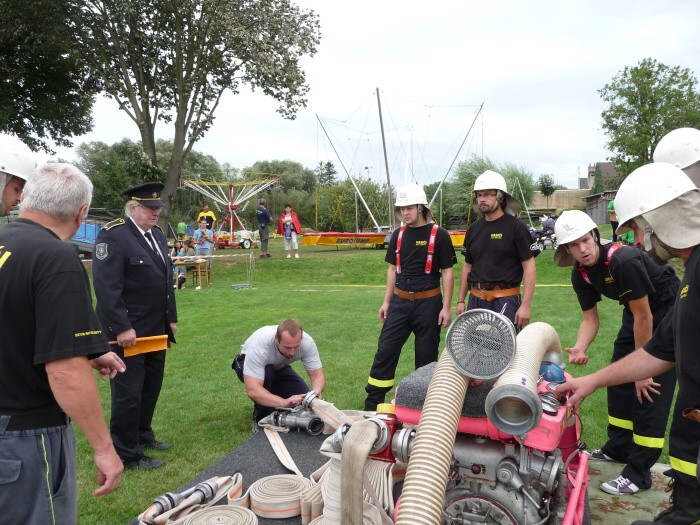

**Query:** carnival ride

left=181, top=176, right=280, bottom=249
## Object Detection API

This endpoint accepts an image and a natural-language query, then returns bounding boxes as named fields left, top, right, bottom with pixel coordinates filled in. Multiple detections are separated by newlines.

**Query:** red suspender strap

left=424, top=224, right=439, bottom=274
left=395, top=226, right=406, bottom=274
left=577, top=242, right=623, bottom=286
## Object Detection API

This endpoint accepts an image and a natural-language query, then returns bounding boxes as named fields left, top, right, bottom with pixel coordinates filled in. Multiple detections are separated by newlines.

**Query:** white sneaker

left=195, top=285, right=201, bottom=291
left=295, top=254, right=299, bottom=259
left=286, top=254, right=291, bottom=259
left=600, top=475, right=641, bottom=495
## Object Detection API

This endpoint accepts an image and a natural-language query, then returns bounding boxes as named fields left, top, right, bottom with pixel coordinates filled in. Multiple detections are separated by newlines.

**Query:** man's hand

left=89, top=352, right=126, bottom=380
left=92, top=446, right=123, bottom=496
left=565, top=346, right=589, bottom=365
left=378, top=302, right=390, bottom=323
left=554, top=376, right=597, bottom=408
left=116, top=328, right=137, bottom=347
left=285, top=394, right=306, bottom=408
left=170, top=322, right=178, bottom=337
left=455, top=302, right=466, bottom=316
left=438, top=306, right=451, bottom=328
left=635, top=377, right=661, bottom=404
left=514, top=304, right=531, bottom=330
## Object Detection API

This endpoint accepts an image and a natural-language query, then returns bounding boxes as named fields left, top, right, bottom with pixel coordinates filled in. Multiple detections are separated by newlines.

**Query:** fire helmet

left=472, top=170, right=520, bottom=215
left=0, top=133, right=36, bottom=182
left=553, top=210, right=598, bottom=266
left=394, top=183, right=433, bottom=222
left=653, top=127, right=700, bottom=169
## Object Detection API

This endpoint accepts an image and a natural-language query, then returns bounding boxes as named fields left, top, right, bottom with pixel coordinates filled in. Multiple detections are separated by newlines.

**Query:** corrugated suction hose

left=485, top=322, right=562, bottom=435
left=395, top=350, right=469, bottom=525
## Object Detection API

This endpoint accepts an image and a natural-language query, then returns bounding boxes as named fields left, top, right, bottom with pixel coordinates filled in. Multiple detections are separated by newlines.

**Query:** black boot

left=631, top=478, right=700, bottom=525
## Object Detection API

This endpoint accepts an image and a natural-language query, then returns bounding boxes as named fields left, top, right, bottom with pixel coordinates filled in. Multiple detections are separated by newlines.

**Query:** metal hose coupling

left=329, top=416, right=390, bottom=454
left=301, top=390, right=319, bottom=409
left=270, top=406, right=324, bottom=436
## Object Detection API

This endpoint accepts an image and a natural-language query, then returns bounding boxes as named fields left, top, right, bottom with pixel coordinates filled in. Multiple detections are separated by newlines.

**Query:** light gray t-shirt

left=241, top=325, right=322, bottom=380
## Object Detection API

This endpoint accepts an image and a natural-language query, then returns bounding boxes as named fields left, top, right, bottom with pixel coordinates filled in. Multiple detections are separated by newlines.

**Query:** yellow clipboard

left=108, top=335, right=169, bottom=357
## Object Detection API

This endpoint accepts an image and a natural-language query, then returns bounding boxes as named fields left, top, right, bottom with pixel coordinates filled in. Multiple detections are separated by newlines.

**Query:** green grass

left=76, top=235, right=673, bottom=524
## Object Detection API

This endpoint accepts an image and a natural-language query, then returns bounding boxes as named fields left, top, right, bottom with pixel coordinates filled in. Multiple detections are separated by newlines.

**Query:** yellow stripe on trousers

left=367, top=376, right=395, bottom=388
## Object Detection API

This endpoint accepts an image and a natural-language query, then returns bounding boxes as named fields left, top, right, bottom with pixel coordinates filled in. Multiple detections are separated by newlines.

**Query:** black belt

left=3, top=408, right=68, bottom=431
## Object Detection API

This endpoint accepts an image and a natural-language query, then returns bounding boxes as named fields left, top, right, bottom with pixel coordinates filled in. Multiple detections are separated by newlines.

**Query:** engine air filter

left=445, top=309, right=516, bottom=380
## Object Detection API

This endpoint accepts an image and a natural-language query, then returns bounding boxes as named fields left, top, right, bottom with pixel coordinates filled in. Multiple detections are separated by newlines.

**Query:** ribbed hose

left=395, top=351, right=469, bottom=525
left=341, top=419, right=380, bottom=525
left=485, top=322, right=562, bottom=435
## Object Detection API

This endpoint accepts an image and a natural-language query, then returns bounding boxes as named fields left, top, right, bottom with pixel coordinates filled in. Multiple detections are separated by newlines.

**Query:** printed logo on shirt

left=415, top=240, right=427, bottom=246
left=75, top=330, right=104, bottom=338
left=490, top=233, right=503, bottom=240
left=680, top=284, right=689, bottom=299
left=605, top=276, right=615, bottom=284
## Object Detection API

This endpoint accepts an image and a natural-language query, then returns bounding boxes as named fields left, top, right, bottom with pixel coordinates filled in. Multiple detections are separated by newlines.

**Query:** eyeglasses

left=476, top=192, right=497, bottom=199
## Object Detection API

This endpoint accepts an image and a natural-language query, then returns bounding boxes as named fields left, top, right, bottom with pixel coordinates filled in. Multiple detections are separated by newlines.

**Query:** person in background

left=455, top=170, right=535, bottom=330
left=170, top=240, right=186, bottom=289
left=176, top=220, right=187, bottom=240
left=233, top=319, right=325, bottom=429
left=92, top=182, right=177, bottom=470
left=194, top=218, right=214, bottom=271
left=256, top=197, right=273, bottom=258
left=197, top=203, right=217, bottom=231
left=277, top=203, right=302, bottom=259
left=608, top=199, right=618, bottom=242
left=363, top=183, right=455, bottom=411
left=553, top=209, right=679, bottom=496
left=541, top=214, right=555, bottom=233
left=0, top=133, right=36, bottom=217
left=0, top=163, right=125, bottom=523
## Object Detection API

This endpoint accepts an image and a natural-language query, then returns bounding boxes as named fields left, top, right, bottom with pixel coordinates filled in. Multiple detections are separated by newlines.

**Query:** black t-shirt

left=462, top=213, right=533, bottom=284
left=0, top=219, right=109, bottom=415
left=644, top=246, right=700, bottom=406
left=571, top=244, right=677, bottom=311
left=385, top=223, right=456, bottom=278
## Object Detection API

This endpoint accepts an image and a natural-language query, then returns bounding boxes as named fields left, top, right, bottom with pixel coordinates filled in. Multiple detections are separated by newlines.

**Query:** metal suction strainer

left=445, top=309, right=517, bottom=379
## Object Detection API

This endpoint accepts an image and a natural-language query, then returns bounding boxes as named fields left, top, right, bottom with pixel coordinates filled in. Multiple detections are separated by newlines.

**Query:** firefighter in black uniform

left=92, top=182, right=177, bottom=470
left=559, top=162, right=700, bottom=524
left=363, top=183, right=456, bottom=411
left=554, top=209, right=679, bottom=496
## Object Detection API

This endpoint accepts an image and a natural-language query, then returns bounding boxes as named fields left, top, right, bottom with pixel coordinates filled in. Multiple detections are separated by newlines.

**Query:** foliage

left=69, top=0, right=321, bottom=220
left=316, top=161, right=338, bottom=187
left=537, top=174, right=556, bottom=207
left=0, top=0, right=97, bottom=150
left=313, top=177, right=389, bottom=232
left=599, top=58, right=700, bottom=176
left=591, top=163, right=604, bottom=194
left=75, top=240, right=638, bottom=524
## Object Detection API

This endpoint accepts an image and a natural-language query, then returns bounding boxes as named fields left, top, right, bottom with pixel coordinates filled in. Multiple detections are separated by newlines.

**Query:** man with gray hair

left=0, top=163, right=125, bottom=523
left=559, top=162, right=700, bottom=524
left=92, top=182, right=177, bottom=470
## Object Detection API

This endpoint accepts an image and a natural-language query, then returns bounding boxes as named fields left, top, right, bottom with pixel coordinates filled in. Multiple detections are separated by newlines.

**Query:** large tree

left=0, top=0, right=97, bottom=150
left=599, top=58, right=700, bottom=176
left=70, top=0, right=320, bottom=223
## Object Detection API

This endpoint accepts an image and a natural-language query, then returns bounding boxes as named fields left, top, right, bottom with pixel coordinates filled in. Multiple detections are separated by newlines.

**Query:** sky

left=49, top=0, right=700, bottom=190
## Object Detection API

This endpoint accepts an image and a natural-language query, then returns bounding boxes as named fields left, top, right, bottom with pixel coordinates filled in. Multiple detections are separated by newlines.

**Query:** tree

left=316, top=161, right=338, bottom=187
left=70, top=0, right=321, bottom=223
left=599, top=58, right=700, bottom=176
left=0, top=0, right=97, bottom=150
left=537, top=174, right=556, bottom=207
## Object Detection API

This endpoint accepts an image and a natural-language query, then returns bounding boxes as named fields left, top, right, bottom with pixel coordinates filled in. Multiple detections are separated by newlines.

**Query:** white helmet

left=553, top=210, right=598, bottom=266
left=653, top=127, right=700, bottom=169
left=614, top=162, right=695, bottom=234
left=394, top=183, right=433, bottom=221
left=472, top=170, right=520, bottom=215
left=0, top=133, right=36, bottom=181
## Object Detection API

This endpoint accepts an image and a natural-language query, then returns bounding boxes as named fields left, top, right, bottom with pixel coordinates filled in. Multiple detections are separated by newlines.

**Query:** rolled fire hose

left=394, top=350, right=469, bottom=525
left=485, top=322, right=562, bottom=435
left=181, top=505, right=257, bottom=525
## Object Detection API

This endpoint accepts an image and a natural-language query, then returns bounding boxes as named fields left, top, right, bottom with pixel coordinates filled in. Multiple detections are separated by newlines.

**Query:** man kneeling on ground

left=233, top=319, right=325, bottom=428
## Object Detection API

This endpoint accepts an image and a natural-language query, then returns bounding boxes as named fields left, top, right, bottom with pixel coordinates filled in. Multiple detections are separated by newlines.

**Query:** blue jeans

left=0, top=416, right=76, bottom=525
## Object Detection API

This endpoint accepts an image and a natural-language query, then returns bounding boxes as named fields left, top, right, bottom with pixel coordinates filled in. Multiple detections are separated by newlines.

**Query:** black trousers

left=253, top=365, right=309, bottom=422
left=668, top=389, right=700, bottom=488
left=364, top=293, right=442, bottom=411
left=110, top=349, right=166, bottom=462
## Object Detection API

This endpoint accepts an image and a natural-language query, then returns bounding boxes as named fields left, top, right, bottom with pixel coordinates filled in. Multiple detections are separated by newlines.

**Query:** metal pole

left=376, top=88, right=394, bottom=229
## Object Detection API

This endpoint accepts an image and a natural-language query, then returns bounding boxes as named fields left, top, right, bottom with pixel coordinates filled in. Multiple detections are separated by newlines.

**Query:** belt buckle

left=407, top=291, right=416, bottom=300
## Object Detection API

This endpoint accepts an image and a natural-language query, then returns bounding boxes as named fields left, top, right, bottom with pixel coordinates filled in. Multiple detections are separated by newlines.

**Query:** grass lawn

left=76, top=231, right=676, bottom=524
